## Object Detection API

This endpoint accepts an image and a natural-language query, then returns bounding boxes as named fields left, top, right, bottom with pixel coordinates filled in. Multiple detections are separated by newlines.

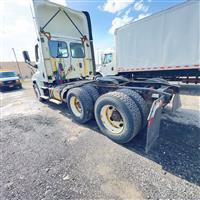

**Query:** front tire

left=67, top=87, right=94, bottom=123
left=33, top=84, right=44, bottom=102
left=94, top=91, right=141, bottom=144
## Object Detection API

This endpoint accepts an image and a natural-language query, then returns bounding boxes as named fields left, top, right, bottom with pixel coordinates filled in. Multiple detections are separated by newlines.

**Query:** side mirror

left=22, top=50, right=38, bottom=69
left=22, top=51, right=31, bottom=63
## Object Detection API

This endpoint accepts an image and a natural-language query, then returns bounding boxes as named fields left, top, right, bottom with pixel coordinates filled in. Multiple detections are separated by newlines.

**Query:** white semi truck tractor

left=97, top=1, right=200, bottom=83
left=23, top=0, right=181, bottom=152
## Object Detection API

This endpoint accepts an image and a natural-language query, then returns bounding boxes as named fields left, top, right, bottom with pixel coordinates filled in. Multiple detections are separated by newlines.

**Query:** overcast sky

left=0, top=0, right=184, bottom=62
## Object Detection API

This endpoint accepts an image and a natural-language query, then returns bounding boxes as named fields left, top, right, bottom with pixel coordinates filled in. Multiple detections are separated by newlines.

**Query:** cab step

left=49, top=98, right=62, bottom=104
left=41, top=95, right=49, bottom=100
left=41, top=86, right=49, bottom=90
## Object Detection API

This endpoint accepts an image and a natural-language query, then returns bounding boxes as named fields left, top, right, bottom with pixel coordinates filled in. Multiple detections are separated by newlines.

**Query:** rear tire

left=94, top=74, right=102, bottom=80
left=67, top=87, right=93, bottom=123
left=95, top=91, right=141, bottom=144
left=82, top=84, right=99, bottom=103
left=118, top=89, right=149, bottom=128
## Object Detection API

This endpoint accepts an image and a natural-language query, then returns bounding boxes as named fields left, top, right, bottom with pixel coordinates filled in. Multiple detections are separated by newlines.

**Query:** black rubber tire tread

left=104, top=75, right=129, bottom=83
left=95, top=91, right=141, bottom=144
left=118, top=89, right=149, bottom=128
left=82, top=84, right=99, bottom=103
left=18, top=84, right=23, bottom=89
left=94, top=74, right=102, bottom=80
left=67, top=87, right=93, bottom=124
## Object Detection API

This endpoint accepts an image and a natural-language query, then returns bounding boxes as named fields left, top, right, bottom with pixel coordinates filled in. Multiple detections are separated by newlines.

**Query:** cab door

left=48, top=38, right=86, bottom=81
left=68, top=40, right=86, bottom=79
left=48, top=39, right=70, bottom=84
left=101, top=53, right=116, bottom=76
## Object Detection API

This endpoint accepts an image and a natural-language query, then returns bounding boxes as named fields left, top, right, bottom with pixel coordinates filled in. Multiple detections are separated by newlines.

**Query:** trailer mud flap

left=145, top=97, right=164, bottom=153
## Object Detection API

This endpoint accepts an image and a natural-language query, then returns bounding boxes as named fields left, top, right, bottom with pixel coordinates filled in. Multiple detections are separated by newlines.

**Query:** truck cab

left=23, top=0, right=95, bottom=99
left=23, top=0, right=181, bottom=153
left=96, top=50, right=117, bottom=77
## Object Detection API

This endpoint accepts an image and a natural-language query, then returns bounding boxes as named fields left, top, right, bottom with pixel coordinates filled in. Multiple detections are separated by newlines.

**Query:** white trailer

left=98, top=1, right=200, bottom=83
left=23, top=0, right=181, bottom=152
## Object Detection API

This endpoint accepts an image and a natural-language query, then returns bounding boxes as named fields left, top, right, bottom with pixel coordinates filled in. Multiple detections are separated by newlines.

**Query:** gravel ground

left=1, top=81, right=200, bottom=200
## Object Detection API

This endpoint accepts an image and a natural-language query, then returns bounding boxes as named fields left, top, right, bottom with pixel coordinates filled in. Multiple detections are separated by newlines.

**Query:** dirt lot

left=1, top=81, right=200, bottom=200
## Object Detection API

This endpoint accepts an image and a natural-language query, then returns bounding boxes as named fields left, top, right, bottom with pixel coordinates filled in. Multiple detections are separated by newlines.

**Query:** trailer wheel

left=118, top=89, right=149, bottom=128
left=82, top=84, right=99, bottom=103
left=95, top=91, right=141, bottom=144
left=33, top=84, right=44, bottom=102
left=67, top=87, right=93, bottom=123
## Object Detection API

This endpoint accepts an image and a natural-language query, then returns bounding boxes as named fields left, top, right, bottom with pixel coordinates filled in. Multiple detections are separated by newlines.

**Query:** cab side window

left=70, top=43, right=85, bottom=58
left=48, top=40, right=68, bottom=58
left=103, top=53, right=112, bottom=64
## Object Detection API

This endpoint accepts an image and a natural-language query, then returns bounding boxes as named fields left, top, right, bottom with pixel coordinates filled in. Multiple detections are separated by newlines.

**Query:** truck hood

left=0, top=77, right=19, bottom=82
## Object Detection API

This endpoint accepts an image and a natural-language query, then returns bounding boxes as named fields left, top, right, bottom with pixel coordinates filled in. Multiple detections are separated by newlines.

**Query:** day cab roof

left=32, top=0, right=91, bottom=40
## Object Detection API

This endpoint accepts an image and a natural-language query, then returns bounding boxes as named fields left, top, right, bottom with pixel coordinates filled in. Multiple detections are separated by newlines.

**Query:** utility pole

left=11, top=48, right=23, bottom=79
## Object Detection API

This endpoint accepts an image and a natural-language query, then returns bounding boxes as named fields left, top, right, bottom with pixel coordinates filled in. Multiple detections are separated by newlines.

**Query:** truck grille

left=3, top=80, right=16, bottom=85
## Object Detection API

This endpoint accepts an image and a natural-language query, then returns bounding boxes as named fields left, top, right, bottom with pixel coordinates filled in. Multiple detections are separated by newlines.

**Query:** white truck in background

left=97, top=1, right=200, bottom=83
left=23, top=0, right=181, bottom=153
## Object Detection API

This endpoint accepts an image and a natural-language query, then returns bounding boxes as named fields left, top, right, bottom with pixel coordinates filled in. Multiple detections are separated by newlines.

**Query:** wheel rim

left=100, top=105, right=124, bottom=135
left=70, top=96, right=82, bottom=117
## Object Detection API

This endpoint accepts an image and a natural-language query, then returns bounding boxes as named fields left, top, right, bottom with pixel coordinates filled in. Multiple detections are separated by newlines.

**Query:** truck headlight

left=16, top=79, right=21, bottom=83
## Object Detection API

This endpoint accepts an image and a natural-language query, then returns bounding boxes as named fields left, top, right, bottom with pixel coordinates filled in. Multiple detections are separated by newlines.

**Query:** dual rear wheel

left=67, top=86, right=148, bottom=144
left=95, top=91, right=142, bottom=143
left=67, top=87, right=94, bottom=123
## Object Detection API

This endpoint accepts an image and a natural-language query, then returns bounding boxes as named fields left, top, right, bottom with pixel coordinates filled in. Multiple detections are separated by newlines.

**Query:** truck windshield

left=103, top=53, right=112, bottom=64
left=0, top=72, right=16, bottom=78
left=70, top=43, right=85, bottom=58
left=48, top=40, right=68, bottom=58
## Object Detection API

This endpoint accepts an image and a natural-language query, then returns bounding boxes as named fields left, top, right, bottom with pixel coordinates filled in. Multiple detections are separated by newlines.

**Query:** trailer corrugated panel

left=115, top=1, right=200, bottom=72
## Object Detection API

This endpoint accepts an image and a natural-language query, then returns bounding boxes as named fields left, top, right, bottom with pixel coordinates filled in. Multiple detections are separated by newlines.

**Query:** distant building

left=0, top=61, right=36, bottom=79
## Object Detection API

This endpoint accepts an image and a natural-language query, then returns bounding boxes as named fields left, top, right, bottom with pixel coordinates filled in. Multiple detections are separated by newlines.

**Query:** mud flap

left=145, top=97, right=164, bottom=153
left=172, top=93, right=181, bottom=112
